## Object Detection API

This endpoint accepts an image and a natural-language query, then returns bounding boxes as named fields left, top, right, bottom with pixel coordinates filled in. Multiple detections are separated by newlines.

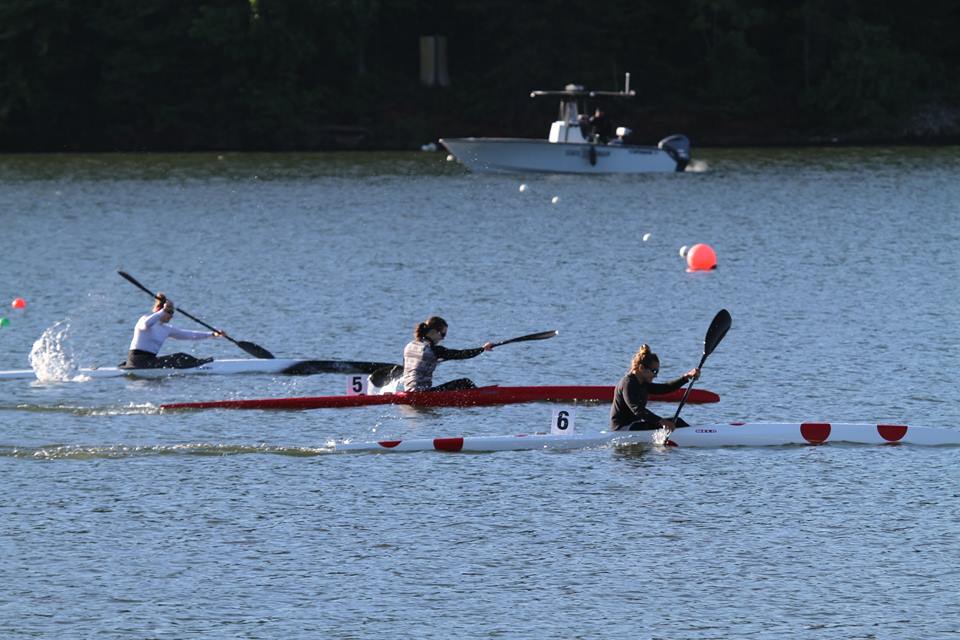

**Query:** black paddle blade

left=703, top=309, right=732, bottom=357
left=237, top=341, right=275, bottom=359
left=492, top=330, right=558, bottom=348
left=369, top=364, right=404, bottom=387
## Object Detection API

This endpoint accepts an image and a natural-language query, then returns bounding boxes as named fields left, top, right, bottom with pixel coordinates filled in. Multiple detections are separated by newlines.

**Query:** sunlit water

left=1, top=149, right=959, bottom=638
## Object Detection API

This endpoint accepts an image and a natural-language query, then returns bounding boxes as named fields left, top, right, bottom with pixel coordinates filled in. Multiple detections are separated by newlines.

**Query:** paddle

left=489, top=329, right=558, bottom=348
left=669, top=309, right=731, bottom=428
left=118, top=271, right=275, bottom=359
left=369, top=329, right=559, bottom=387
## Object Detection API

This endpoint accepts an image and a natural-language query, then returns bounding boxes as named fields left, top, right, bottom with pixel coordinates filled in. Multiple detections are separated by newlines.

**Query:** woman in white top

left=123, top=293, right=223, bottom=369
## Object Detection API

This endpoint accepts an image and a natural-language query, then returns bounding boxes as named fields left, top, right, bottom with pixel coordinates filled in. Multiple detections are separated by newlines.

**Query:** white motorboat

left=440, top=73, right=690, bottom=174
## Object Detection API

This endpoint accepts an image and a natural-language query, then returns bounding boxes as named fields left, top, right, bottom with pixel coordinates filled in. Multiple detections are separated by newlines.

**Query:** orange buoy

left=11, top=298, right=26, bottom=309
left=686, top=243, right=717, bottom=271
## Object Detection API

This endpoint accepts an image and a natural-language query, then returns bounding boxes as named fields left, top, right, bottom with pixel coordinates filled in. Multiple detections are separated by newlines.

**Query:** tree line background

left=1, top=0, right=958, bottom=151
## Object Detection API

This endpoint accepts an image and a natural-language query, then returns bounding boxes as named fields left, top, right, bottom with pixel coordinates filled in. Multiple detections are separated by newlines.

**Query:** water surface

left=1, top=148, right=958, bottom=638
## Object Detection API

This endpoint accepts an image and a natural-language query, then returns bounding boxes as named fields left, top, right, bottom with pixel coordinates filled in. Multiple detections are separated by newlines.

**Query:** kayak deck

left=334, top=422, right=960, bottom=453
left=161, top=385, right=720, bottom=411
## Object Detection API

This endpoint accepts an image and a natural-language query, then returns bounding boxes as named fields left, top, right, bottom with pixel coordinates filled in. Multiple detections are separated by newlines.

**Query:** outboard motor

left=658, top=134, right=691, bottom=172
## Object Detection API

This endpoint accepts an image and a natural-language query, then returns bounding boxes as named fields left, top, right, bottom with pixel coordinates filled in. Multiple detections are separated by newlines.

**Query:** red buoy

left=686, top=244, right=717, bottom=271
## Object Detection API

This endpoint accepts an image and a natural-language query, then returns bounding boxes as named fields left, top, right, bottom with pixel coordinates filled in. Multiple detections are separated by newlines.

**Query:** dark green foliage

left=0, top=0, right=958, bottom=150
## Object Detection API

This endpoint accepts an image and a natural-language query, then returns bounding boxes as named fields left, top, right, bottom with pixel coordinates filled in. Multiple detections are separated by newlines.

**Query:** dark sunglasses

left=646, top=366, right=659, bottom=375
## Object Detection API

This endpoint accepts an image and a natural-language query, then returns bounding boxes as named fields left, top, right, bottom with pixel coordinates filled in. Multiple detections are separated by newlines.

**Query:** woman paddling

left=123, top=294, right=223, bottom=369
left=403, top=316, right=493, bottom=391
left=610, top=344, right=699, bottom=431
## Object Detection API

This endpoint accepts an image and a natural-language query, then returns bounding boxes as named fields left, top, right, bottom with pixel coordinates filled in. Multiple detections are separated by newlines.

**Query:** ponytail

left=629, top=344, right=658, bottom=374
left=414, top=322, right=430, bottom=340
left=414, top=316, right=447, bottom=340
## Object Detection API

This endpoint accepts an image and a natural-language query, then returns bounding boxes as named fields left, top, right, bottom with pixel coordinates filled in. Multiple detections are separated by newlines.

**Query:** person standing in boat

left=403, top=316, right=493, bottom=391
left=590, top=108, right=614, bottom=144
left=610, top=344, right=699, bottom=431
left=123, top=294, right=223, bottom=369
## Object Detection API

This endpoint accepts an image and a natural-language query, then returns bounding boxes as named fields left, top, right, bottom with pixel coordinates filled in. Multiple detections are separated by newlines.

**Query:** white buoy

left=446, top=154, right=455, bottom=162
left=519, top=184, right=527, bottom=193
left=642, top=233, right=652, bottom=242
left=679, top=245, right=688, bottom=258
left=551, top=196, right=560, bottom=204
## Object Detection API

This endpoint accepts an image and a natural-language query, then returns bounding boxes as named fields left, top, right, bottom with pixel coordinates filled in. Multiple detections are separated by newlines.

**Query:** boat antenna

left=625, top=72, right=630, bottom=95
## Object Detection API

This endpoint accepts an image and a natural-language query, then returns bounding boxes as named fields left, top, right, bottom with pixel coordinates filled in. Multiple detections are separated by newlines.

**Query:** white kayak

left=334, top=422, right=960, bottom=453
left=0, top=358, right=396, bottom=381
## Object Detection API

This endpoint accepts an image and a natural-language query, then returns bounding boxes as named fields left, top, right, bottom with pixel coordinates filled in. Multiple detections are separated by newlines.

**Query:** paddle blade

left=237, top=341, right=275, bottom=359
left=492, top=330, right=558, bottom=348
left=703, top=309, right=731, bottom=358
left=369, top=364, right=403, bottom=387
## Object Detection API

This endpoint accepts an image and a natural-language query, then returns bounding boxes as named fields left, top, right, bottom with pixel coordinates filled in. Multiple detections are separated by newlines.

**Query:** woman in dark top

left=403, top=316, right=493, bottom=391
left=610, top=344, right=699, bottom=431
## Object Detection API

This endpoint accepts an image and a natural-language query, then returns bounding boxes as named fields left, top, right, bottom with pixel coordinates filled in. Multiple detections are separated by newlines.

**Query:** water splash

left=686, top=159, right=709, bottom=173
left=28, top=321, right=80, bottom=382
left=650, top=427, right=671, bottom=446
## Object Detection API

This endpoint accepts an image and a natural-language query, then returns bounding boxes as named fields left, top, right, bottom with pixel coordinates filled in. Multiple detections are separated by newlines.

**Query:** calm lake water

left=1, top=148, right=959, bottom=638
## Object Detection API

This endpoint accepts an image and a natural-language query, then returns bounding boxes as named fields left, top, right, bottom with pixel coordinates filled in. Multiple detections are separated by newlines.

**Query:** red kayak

left=161, top=385, right=720, bottom=411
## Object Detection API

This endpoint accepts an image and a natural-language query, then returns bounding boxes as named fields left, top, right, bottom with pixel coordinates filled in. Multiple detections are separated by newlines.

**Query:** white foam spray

left=28, top=321, right=80, bottom=382
left=651, top=427, right=672, bottom=446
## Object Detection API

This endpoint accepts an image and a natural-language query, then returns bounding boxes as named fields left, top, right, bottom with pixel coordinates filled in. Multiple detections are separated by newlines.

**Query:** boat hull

left=334, top=422, right=960, bottom=453
left=440, top=138, right=680, bottom=174
left=161, top=385, right=720, bottom=410
left=0, top=358, right=396, bottom=381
